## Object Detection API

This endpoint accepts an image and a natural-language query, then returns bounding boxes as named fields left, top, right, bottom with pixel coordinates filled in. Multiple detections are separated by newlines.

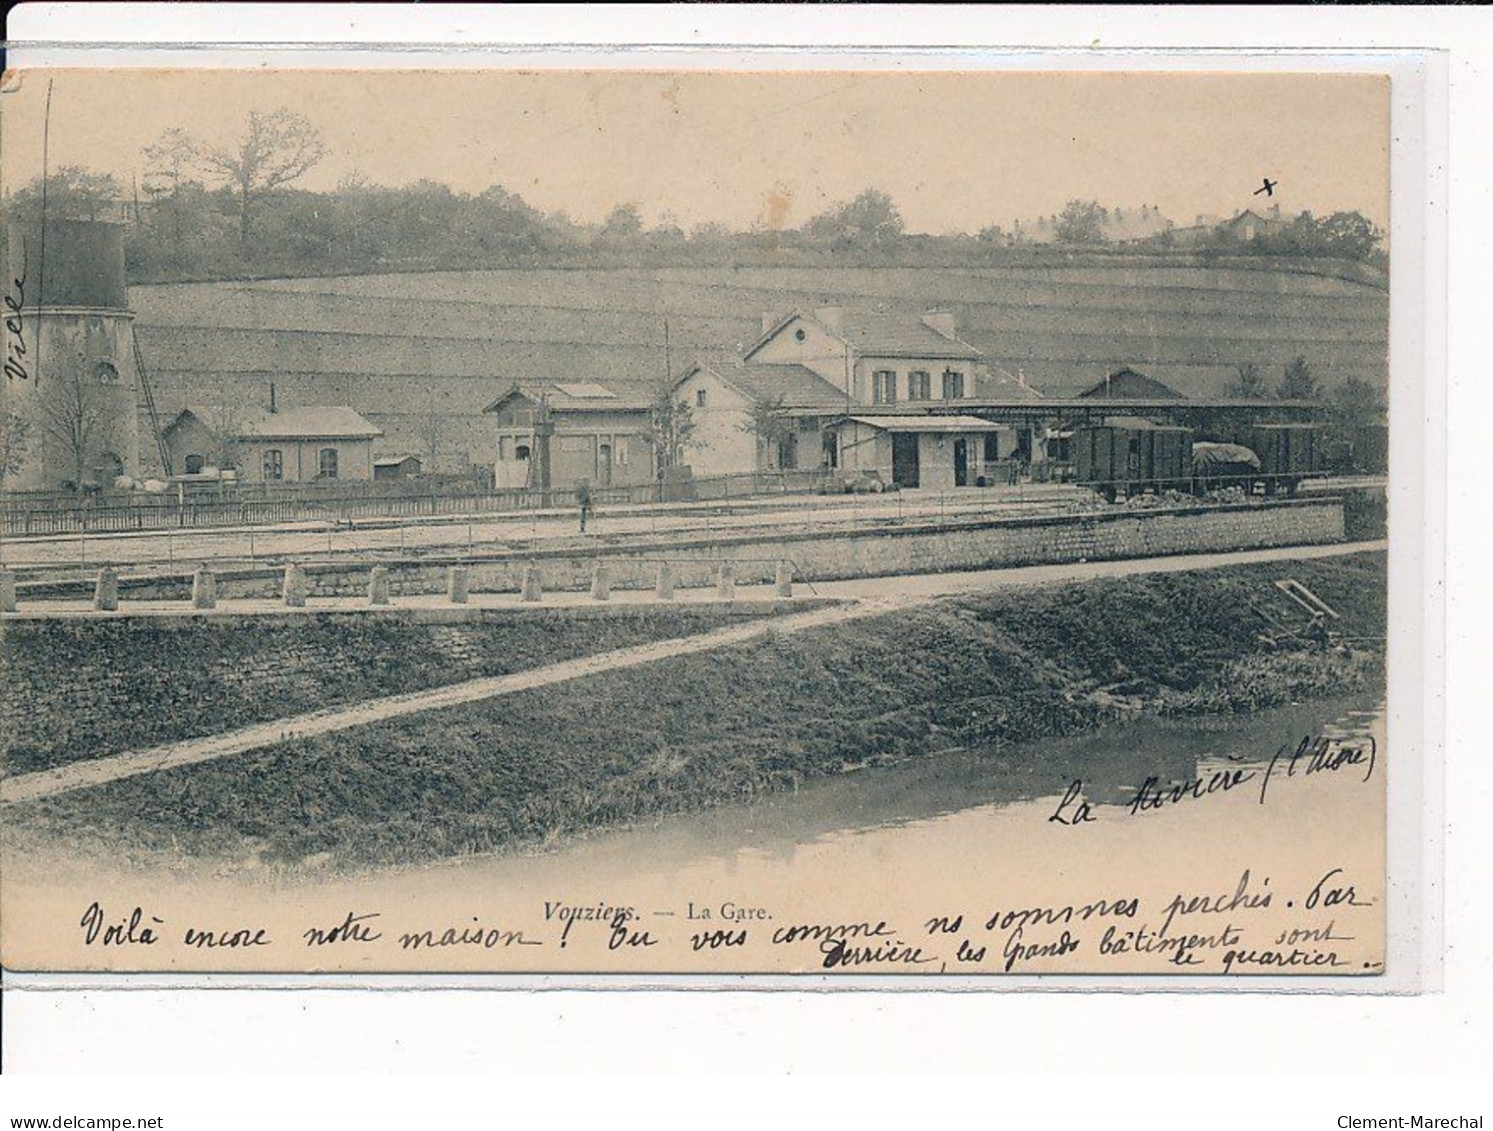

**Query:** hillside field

left=129, top=257, right=1388, bottom=472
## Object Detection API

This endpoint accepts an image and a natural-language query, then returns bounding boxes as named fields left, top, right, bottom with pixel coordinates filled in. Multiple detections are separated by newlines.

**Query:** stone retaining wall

left=13, top=496, right=1346, bottom=604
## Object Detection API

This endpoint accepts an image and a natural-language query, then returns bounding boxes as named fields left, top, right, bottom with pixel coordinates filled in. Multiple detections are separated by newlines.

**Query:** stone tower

left=1, top=218, right=145, bottom=492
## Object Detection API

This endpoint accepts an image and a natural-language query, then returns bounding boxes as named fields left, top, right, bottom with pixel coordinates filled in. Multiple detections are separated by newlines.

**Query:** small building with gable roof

left=483, top=381, right=654, bottom=490
left=162, top=404, right=383, bottom=483
left=743, top=305, right=989, bottom=407
left=673, top=305, right=1031, bottom=481
left=671, top=360, right=848, bottom=475
left=1078, top=367, right=1187, bottom=401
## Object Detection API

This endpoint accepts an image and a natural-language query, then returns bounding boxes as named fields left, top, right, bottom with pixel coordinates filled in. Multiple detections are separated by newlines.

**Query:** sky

left=0, top=68, right=1391, bottom=234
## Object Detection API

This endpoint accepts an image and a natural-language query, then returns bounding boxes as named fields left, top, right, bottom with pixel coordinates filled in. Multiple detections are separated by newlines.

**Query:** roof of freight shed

left=172, top=405, right=384, bottom=440
left=839, top=415, right=998, bottom=433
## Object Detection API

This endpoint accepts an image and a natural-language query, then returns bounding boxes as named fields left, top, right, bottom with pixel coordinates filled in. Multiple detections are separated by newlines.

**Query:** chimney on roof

left=813, top=305, right=845, bottom=334
left=269, top=382, right=277, bottom=413
left=921, top=310, right=957, bottom=340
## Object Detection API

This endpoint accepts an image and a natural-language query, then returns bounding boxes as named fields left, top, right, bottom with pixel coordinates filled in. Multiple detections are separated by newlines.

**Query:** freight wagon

left=1073, top=417, right=1193, bottom=502
left=1074, top=420, right=1325, bottom=501
left=1246, top=423, right=1321, bottom=495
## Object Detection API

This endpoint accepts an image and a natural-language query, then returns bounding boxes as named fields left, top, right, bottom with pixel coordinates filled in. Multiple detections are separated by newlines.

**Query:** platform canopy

left=840, top=415, right=999, bottom=433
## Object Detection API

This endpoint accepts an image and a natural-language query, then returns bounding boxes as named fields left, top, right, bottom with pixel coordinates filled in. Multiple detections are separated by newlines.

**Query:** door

left=891, top=433, right=920, bottom=489
left=598, top=443, right=613, bottom=487
left=953, top=437, right=969, bottom=487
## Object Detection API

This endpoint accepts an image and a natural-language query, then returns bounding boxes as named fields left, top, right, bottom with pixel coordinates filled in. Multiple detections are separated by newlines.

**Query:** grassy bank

left=7, top=553, right=1386, bottom=870
left=0, top=607, right=791, bottom=775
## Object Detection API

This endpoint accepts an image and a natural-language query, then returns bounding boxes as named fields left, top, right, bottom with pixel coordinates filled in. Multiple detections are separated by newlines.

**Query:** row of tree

left=1224, top=356, right=1385, bottom=425
left=1, top=107, right=1386, bottom=283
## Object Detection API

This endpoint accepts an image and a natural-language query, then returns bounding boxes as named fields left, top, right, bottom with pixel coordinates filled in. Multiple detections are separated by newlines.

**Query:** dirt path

left=0, top=539, right=1384, bottom=805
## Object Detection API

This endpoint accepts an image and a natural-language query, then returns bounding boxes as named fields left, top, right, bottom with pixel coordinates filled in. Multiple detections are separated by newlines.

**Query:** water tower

left=0, top=218, right=146, bottom=492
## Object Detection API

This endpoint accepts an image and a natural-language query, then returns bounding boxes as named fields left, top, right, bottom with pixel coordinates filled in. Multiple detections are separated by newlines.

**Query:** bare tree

left=38, top=355, right=117, bottom=489
left=203, top=404, right=244, bottom=471
left=141, top=127, right=200, bottom=246
left=195, top=109, right=326, bottom=248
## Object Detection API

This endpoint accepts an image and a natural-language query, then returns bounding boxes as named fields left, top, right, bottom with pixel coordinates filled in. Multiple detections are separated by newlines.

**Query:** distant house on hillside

left=483, top=382, right=654, bottom=491
left=1149, top=207, right=1289, bottom=250
left=1220, top=208, right=1289, bottom=243
left=162, top=405, right=383, bottom=483
left=1078, top=368, right=1187, bottom=401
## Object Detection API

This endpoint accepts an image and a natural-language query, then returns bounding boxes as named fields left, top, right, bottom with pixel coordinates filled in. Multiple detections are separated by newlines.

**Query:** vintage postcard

left=0, top=65, right=1399, bottom=979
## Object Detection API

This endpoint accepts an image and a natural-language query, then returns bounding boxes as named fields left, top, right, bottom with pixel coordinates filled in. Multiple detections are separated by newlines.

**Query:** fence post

left=0, top=570, right=16, bottom=613
left=775, top=560, right=794, bottom=598
left=651, top=561, right=676, bottom=600
left=283, top=564, right=308, bottom=608
left=716, top=561, right=736, bottom=602
left=368, top=565, right=391, bottom=606
left=191, top=566, right=217, bottom=611
left=590, top=563, right=612, bottom=601
left=521, top=564, right=543, bottom=603
left=191, top=568, right=218, bottom=610
left=93, top=567, right=119, bottom=612
left=448, top=566, right=470, bottom=604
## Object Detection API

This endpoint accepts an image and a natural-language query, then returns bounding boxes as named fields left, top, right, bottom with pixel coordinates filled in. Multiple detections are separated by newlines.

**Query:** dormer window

left=696, top=389, right=707, bottom=407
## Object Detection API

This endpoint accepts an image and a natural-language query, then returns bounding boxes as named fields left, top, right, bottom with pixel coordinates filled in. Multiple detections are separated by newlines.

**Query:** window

left=942, top=370, right=965, bottom=400
left=615, top=438, right=629, bottom=465
left=318, top=448, right=339, bottom=480
left=515, top=444, right=531, bottom=461
left=183, top=453, right=205, bottom=475
left=873, top=370, right=897, bottom=404
left=776, top=433, right=797, bottom=470
left=908, top=370, right=931, bottom=400
left=262, top=449, right=284, bottom=481
left=95, top=361, right=120, bottom=384
left=983, top=433, right=1000, bottom=462
left=696, top=388, right=708, bottom=407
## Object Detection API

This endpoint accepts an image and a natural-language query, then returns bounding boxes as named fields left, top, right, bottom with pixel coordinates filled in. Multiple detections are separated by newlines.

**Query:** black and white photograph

left=0, top=63, right=1396, bottom=978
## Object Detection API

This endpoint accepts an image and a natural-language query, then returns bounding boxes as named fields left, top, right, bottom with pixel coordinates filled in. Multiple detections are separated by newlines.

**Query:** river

left=4, top=692, right=1386, bottom=975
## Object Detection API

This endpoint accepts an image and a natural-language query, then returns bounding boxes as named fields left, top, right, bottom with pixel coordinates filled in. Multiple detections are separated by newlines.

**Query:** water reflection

left=534, top=694, right=1387, bottom=880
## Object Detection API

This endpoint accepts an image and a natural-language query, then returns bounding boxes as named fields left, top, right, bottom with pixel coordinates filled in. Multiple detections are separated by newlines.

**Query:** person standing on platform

left=577, top=479, right=593, bottom=533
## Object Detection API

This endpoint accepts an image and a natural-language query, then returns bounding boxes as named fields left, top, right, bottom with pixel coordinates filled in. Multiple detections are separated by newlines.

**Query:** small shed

left=373, top=454, right=424, bottom=480
left=828, top=414, right=1014, bottom=490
